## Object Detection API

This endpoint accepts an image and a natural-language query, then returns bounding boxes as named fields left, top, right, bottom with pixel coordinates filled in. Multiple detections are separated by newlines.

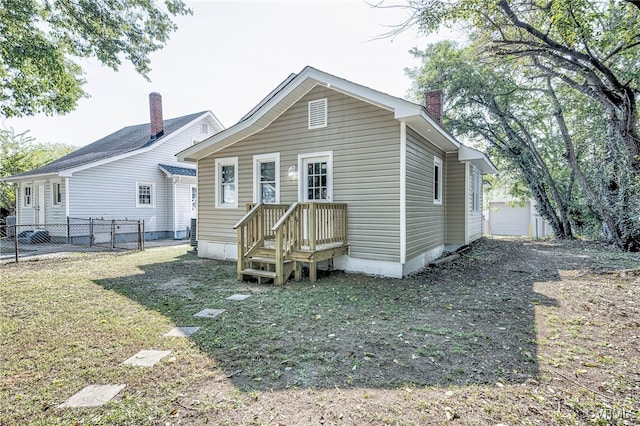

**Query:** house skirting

left=198, top=241, right=238, bottom=261
left=197, top=239, right=446, bottom=279
left=403, top=245, right=445, bottom=276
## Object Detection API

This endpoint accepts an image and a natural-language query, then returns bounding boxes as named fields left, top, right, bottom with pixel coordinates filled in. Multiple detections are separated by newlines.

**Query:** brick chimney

left=424, top=90, right=443, bottom=123
left=149, top=92, right=164, bottom=140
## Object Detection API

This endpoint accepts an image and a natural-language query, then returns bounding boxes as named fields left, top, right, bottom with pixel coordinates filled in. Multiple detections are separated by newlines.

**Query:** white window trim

left=23, top=183, right=33, bottom=208
left=51, top=180, right=63, bottom=207
left=253, top=153, right=280, bottom=204
left=136, top=182, right=155, bottom=208
left=298, top=151, right=333, bottom=202
left=434, top=156, right=443, bottom=205
left=190, top=184, right=198, bottom=214
left=215, top=156, right=239, bottom=208
left=471, top=167, right=481, bottom=214
left=308, top=98, right=328, bottom=129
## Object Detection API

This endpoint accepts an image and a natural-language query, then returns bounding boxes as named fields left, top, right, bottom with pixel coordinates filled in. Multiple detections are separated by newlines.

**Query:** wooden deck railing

left=233, top=203, right=289, bottom=278
left=235, top=202, right=348, bottom=284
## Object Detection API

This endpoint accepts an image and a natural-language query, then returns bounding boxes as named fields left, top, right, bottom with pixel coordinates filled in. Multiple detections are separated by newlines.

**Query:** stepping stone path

left=58, top=384, right=126, bottom=408
left=193, top=308, right=226, bottom=318
left=58, top=295, right=251, bottom=409
left=163, top=326, right=201, bottom=337
left=122, top=350, right=172, bottom=367
left=226, top=294, right=251, bottom=301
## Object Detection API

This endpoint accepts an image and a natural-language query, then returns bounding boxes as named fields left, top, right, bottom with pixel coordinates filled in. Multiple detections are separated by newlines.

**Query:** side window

left=52, top=182, right=62, bottom=206
left=253, top=153, right=280, bottom=204
left=472, top=167, right=481, bottom=213
left=24, top=185, right=33, bottom=207
left=215, top=157, right=238, bottom=208
left=434, top=157, right=443, bottom=205
left=136, top=182, right=155, bottom=207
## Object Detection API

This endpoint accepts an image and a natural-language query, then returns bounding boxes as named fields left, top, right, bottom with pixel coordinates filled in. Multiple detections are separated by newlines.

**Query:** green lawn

left=1, top=240, right=638, bottom=425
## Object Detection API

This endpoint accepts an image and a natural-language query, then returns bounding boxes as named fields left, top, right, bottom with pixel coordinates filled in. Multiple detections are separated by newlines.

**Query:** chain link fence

left=1, top=218, right=144, bottom=263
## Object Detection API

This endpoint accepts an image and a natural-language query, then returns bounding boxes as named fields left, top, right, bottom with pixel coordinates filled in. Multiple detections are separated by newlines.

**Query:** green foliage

left=403, top=0, right=640, bottom=250
left=0, top=0, right=191, bottom=117
left=0, top=128, right=74, bottom=214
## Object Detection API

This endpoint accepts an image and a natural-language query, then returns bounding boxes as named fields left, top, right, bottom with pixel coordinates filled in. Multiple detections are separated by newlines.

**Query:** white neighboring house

left=484, top=185, right=552, bottom=238
left=2, top=93, right=223, bottom=240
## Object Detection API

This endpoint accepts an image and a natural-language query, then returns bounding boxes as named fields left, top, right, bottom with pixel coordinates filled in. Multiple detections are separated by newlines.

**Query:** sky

left=3, top=0, right=462, bottom=147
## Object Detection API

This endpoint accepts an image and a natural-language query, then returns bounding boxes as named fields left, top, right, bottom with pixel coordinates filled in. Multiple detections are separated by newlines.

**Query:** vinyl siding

left=445, top=153, right=467, bottom=245
left=67, top=118, right=212, bottom=233
left=405, top=127, right=446, bottom=260
left=47, top=179, right=66, bottom=224
left=198, top=86, right=402, bottom=262
left=15, top=180, right=65, bottom=225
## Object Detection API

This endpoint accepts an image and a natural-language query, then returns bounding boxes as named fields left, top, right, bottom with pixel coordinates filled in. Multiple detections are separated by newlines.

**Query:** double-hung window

left=136, top=182, right=155, bottom=207
left=253, top=153, right=280, bottom=204
left=433, top=156, right=443, bottom=205
left=215, top=157, right=238, bottom=208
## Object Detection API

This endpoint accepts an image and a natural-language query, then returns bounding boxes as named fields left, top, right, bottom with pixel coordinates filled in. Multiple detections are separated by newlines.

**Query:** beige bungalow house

left=178, top=66, right=496, bottom=284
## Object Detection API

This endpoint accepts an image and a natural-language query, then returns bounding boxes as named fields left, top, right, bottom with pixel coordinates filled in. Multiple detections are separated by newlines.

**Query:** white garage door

left=490, top=202, right=530, bottom=236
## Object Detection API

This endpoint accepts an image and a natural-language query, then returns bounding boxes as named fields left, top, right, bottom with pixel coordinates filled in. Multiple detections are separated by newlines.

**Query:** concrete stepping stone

left=163, top=326, right=200, bottom=337
left=58, top=384, right=126, bottom=408
left=122, top=350, right=171, bottom=367
left=226, top=294, right=251, bottom=301
left=193, top=308, right=225, bottom=318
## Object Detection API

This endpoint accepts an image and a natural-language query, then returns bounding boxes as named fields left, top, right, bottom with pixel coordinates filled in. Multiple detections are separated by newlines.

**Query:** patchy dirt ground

left=3, top=237, right=637, bottom=425
left=171, top=237, right=640, bottom=425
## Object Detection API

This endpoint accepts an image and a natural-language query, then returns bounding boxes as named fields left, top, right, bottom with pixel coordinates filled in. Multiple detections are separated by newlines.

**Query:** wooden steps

left=234, top=202, right=348, bottom=285
left=241, top=252, right=293, bottom=284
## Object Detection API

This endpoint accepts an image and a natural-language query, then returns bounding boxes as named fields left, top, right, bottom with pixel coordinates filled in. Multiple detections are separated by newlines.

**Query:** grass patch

left=1, top=238, right=639, bottom=424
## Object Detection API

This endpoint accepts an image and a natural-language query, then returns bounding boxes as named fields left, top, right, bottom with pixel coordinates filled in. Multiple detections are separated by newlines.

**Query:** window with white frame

left=471, top=167, right=481, bottom=213
left=433, top=157, right=443, bottom=205
left=136, top=182, right=155, bottom=207
left=191, top=185, right=197, bottom=213
left=52, top=182, right=62, bottom=206
left=215, top=157, right=238, bottom=208
left=308, top=98, right=327, bottom=129
left=24, top=185, right=33, bottom=207
left=253, top=153, right=280, bottom=204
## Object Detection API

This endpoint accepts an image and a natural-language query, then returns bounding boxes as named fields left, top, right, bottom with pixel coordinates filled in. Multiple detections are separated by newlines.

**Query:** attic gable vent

left=308, top=98, right=327, bottom=129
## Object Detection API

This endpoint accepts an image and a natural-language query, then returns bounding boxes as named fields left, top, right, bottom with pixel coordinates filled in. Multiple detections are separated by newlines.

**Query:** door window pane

left=306, top=161, right=328, bottom=200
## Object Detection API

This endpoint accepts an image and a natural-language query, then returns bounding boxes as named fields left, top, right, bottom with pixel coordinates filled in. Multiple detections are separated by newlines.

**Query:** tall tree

left=407, top=41, right=574, bottom=238
left=0, top=0, right=191, bottom=117
left=0, top=128, right=74, bottom=214
left=401, top=0, right=640, bottom=250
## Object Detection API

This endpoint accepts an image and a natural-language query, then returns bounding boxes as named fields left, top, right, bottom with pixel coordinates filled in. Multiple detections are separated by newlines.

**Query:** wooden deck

left=233, top=203, right=349, bottom=285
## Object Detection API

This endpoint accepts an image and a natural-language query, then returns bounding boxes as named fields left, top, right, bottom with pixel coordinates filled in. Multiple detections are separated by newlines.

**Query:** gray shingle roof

left=9, top=111, right=208, bottom=178
left=159, top=164, right=196, bottom=177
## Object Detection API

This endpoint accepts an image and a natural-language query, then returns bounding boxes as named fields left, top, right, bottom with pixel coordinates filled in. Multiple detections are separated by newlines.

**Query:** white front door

left=36, top=183, right=45, bottom=226
left=301, top=155, right=332, bottom=202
